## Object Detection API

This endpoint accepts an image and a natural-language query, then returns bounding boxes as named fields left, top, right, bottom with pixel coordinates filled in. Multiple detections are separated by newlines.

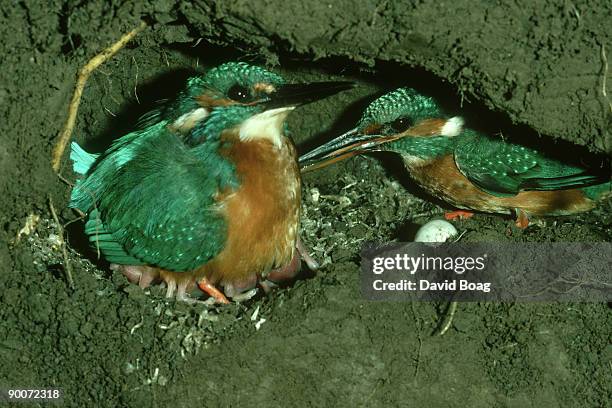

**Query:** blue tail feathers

left=70, top=142, right=99, bottom=175
left=85, top=209, right=144, bottom=265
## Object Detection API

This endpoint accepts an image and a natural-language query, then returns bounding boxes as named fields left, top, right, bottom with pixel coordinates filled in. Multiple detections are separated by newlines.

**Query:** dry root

left=51, top=21, right=147, bottom=173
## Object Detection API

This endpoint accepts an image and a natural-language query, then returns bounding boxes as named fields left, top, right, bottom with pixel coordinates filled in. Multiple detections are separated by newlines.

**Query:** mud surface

left=1, top=1, right=611, bottom=407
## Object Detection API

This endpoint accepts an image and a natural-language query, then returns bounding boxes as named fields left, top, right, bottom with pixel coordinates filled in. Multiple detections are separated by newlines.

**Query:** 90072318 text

left=1, top=388, right=62, bottom=402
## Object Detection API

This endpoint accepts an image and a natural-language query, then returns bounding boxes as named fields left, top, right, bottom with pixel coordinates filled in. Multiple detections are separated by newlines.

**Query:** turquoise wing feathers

left=70, top=121, right=236, bottom=271
left=454, top=131, right=604, bottom=197
left=70, top=142, right=100, bottom=175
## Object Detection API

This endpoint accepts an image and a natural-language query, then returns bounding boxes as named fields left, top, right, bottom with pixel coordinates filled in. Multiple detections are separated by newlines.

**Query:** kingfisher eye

left=390, top=117, right=412, bottom=133
left=227, top=84, right=253, bottom=102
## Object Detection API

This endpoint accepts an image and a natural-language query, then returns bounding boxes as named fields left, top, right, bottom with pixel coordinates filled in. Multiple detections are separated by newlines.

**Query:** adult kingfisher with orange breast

left=300, top=88, right=611, bottom=228
left=69, top=62, right=353, bottom=303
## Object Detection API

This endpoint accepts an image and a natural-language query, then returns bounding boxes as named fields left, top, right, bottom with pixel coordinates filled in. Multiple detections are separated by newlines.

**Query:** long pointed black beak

left=299, top=128, right=398, bottom=173
left=265, top=81, right=354, bottom=110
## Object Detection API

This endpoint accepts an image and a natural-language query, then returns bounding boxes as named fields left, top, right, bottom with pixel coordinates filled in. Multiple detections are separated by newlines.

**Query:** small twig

left=62, top=215, right=86, bottom=229
left=600, top=43, right=611, bottom=152
left=57, top=172, right=74, bottom=187
left=161, top=49, right=170, bottom=67
left=434, top=300, right=458, bottom=336
left=103, top=106, right=117, bottom=117
left=130, top=316, right=144, bottom=335
left=567, top=2, right=581, bottom=27
left=51, top=21, right=147, bottom=173
left=410, top=302, right=423, bottom=379
left=452, top=230, right=467, bottom=242
left=370, top=0, right=387, bottom=26
left=72, top=182, right=102, bottom=258
left=132, top=56, right=140, bottom=104
left=49, top=195, right=75, bottom=289
left=601, top=44, right=609, bottom=102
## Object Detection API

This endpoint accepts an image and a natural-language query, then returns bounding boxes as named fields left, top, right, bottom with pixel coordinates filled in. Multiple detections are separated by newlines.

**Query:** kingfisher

left=69, top=62, right=353, bottom=303
left=300, top=88, right=611, bottom=228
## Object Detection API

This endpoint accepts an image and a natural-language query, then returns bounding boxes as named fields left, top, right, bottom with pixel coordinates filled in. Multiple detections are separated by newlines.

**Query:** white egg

left=414, top=219, right=458, bottom=243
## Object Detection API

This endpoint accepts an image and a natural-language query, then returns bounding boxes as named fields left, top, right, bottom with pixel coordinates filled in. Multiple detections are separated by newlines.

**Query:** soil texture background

left=0, top=1, right=610, bottom=407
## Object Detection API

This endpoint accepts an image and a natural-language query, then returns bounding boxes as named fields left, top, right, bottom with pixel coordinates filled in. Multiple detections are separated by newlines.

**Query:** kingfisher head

left=160, top=62, right=283, bottom=133
left=141, top=62, right=352, bottom=139
left=172, top=62, right=353, bottom=146
left=299, top=88, right=465, bottom=171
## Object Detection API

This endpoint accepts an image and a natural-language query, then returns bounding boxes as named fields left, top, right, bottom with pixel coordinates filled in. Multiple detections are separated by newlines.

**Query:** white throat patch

left=239, top=107, right=295, bottom=147
left=172, top=107, right=210, bottom=132
left=440, top=116, right=464, bottom=137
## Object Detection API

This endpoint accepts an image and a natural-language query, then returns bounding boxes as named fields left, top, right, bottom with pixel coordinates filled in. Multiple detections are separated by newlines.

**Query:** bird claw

left=197, top=277, right=230, bottom=304
left=111, top=240, right=314, bottom=305
left=259, top=280, right=277, bottom=294
left=176, top=292, right=213, bottom=305
left=444, top=210, right=474, bottom=221
left=514, top=208, right=530, bottom=229
left=297, top=237, right=319, bottom=271
left=230, top=288, right=259, bottom=302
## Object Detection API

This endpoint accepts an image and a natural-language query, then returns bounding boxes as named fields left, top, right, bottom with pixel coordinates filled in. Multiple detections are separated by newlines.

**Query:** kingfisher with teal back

left=70, top=62, right=353, bottom=303
left=300, top=88, right=611, bottom=228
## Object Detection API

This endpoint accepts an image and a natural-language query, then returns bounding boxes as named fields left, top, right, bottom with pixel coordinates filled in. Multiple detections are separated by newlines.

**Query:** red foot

left=268, top=249, right=300, bottom=282
left=444, top=210, right=474, bottom=221
left=260, top=242, right=309, bottom=294
left=514, top=208, right=530, bottom=229
left=197, top=277, right=230, bottom=304
left=223, top=274, right=258, bottom=300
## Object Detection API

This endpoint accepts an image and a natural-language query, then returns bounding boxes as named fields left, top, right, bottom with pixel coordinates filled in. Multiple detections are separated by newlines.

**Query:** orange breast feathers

left=406, top=154, right=594, bottom=216
left=198, top=133, right=301, bottom=286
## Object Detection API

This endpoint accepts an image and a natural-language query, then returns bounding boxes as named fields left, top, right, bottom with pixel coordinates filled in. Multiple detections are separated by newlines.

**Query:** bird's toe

left=197, top=277, right=230, bottom=304
left=111, top=264, right=160, bottom=288
left=296, top=237, right=319, bottom=271
left=444, top=210, right=475, bottom=221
